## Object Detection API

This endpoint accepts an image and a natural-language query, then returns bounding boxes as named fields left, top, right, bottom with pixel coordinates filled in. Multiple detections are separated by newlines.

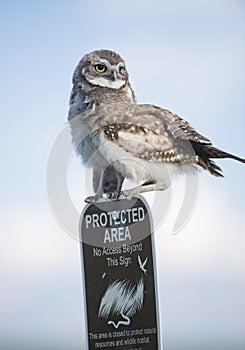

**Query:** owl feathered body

left=68, top=49, right=245, bottom=201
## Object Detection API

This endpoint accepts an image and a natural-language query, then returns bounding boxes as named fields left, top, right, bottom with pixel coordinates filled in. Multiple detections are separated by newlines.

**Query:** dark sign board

left=80, top=196, right=161, bottom=349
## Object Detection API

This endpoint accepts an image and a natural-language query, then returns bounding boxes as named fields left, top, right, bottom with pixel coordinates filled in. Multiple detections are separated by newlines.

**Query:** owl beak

left=110, top=70, right=117, bottom=81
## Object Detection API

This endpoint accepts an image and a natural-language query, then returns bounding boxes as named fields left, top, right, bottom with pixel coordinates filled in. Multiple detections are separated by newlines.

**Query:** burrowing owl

left=68, top=49, right=244, bottom=201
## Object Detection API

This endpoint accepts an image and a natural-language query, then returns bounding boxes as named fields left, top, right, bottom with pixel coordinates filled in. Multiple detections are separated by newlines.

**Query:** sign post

left=80, top=196, right=161, bottom=349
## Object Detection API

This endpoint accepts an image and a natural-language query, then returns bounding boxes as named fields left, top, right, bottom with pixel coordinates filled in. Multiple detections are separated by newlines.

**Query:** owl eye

left=119, top=66, right=125, bottom=74
left=95, top=64, right=107, bottom=73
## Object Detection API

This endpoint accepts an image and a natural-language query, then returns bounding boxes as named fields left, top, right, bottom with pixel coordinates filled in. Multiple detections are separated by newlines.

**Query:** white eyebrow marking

left=85, top=76, right=126, bottom=89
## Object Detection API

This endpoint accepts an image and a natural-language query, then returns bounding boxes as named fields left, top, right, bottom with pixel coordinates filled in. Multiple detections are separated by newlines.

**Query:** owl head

left=73, top=49, right=129, bottom=90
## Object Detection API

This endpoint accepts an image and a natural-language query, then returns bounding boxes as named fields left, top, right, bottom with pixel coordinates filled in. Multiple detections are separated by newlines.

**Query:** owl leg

left=103, top=172, right=125, bottom=201
left=99, top=165, right=125, bottom=201
left=102, top=165, right=124, bottom=194
left=85, top=180, right=169, bottom=202
left=85, top=165, right=125, bottom=203
left=121, top=181, right=170, bottom=200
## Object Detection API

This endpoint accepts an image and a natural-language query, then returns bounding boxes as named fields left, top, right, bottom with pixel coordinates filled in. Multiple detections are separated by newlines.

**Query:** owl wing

left=90, top=103, right=244, bottom=177
left=92, top=103, right=206, bottom=163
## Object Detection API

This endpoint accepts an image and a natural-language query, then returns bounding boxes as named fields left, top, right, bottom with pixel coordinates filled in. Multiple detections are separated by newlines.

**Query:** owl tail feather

left=192, top=143, right=245, bottom=177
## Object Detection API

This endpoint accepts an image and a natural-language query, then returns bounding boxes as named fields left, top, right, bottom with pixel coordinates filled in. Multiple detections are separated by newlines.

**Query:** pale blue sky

left=1, top=1, right=245, bottom=349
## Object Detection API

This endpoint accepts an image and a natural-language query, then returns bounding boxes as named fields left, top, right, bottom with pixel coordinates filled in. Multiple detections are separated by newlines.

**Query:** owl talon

left=85, top=191, right=129, bottom=203
left=107, top=189, right=139, bottom=201
left=84, top=195, right=98, bottom=203
left=107, top=191, right=122, bottom=201
left=85, top=192, right=119, bottom=203
left=84, top=194, right=107, bottom=203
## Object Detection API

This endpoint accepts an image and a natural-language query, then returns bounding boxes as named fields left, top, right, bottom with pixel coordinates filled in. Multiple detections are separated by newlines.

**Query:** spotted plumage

left=68, top=49, right=245, bottom=201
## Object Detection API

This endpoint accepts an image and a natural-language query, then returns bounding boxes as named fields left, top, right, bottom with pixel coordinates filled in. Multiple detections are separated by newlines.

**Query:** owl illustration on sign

left=98, top=277, right=144, bottom=329
left=98, top=255, right=148, bottom=329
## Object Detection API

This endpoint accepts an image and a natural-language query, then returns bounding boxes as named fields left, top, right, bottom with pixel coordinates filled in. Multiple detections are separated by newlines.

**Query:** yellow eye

left=119, top=66, right=125, bottom=74
left=95, top=64, right=106, bottom=73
